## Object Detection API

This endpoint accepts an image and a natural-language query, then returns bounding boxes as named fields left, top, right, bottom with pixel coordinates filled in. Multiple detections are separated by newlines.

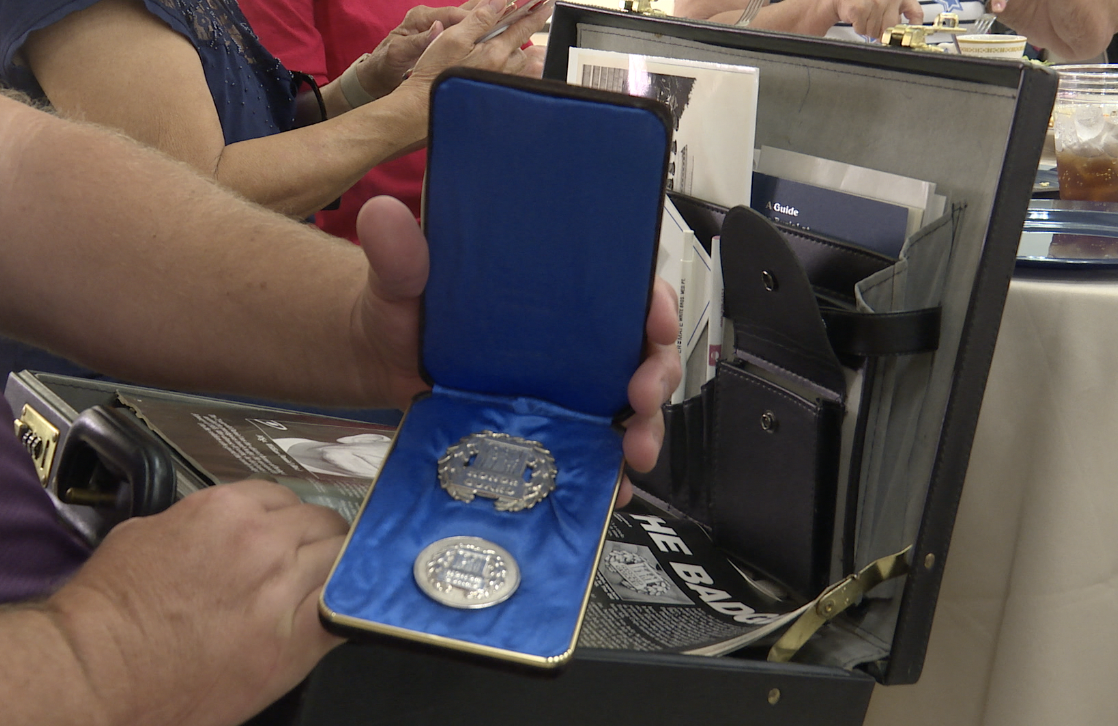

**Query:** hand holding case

left=319, top=69, right=672, bottom=668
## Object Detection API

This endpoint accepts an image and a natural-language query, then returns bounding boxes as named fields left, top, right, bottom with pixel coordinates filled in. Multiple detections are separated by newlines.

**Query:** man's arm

left=992, top=0, right=1118, bottom=61
left=674, top=0, right=922, bottom=38
left=0, top=93, right=408, bottom=408
left=0, top=481, right=348, bottom=726
left=0, top=93, right=677, bottom=458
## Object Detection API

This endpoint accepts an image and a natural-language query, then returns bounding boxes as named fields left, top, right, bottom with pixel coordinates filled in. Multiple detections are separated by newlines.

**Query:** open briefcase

left=7, top=7, right=1056, bottom=724
left=267, top=8, right=1055, bottom=724
left=249, top=8, right=1053, bottom=724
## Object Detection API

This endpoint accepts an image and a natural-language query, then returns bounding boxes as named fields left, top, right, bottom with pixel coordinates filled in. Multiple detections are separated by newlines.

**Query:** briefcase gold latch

left=621, top=0, right=667, bottom=16
left=881, top=13, right=965, bottom=52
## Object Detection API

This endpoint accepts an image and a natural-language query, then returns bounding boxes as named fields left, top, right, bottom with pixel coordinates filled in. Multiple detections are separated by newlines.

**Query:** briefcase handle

left=54, top=405, right=176, bottom=521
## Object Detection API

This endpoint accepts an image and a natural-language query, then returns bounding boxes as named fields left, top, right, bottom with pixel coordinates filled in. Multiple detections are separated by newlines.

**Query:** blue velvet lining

left=422, top=77, right=667, bottom=419
left=322, top=387, right=622, bottom=659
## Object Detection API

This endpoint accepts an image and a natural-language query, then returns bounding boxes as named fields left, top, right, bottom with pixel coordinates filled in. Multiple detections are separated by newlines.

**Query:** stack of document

left=658, top=198, right=723, bottom=403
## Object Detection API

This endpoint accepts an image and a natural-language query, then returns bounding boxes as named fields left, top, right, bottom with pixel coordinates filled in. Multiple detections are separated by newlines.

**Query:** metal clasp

left=881, top=13, right=965, bottom=52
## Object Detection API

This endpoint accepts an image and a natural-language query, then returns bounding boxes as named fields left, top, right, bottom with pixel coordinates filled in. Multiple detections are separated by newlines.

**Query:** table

left=865, top=270, right=1118, bottom=726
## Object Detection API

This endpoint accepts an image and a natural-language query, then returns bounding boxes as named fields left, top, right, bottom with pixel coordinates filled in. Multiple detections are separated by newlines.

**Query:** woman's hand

left=830, top=0, right=923, bottom=40
left=354, top=5, right=472, bottom=101
left=404, top=0, right=553, bottom=88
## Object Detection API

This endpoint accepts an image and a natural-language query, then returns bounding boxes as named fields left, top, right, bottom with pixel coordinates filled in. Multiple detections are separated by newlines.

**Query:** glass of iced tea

left=1053, top=65, right=1118, bottom=203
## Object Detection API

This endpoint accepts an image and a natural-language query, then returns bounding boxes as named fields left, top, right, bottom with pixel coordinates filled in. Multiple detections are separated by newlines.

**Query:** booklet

left=756, top=146, right=945, bottom=245
left=567, top=47, right=759, bottom=209
left=751, top=171, right=913, bottom=258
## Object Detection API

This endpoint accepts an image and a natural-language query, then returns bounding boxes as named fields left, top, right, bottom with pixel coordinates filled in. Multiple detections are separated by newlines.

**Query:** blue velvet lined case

left=320, top=70, right=671, bottom=667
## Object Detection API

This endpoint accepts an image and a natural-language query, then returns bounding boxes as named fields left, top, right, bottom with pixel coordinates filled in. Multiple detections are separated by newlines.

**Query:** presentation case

left=5, top=6, right=1056, bottom=724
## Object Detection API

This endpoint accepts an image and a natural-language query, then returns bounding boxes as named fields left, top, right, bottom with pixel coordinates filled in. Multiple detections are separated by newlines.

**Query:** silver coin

left=413, top=536, right=520, bottom=609
left=437, top=431, right=557, bottom=512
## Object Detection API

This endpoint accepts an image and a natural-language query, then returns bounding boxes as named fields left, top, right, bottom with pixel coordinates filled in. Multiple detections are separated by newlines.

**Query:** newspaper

left=578, top=498, right=807, bottom=656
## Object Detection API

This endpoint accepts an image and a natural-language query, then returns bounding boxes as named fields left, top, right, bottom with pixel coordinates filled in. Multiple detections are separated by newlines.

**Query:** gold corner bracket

left=768, top=545, right=913, bottom=663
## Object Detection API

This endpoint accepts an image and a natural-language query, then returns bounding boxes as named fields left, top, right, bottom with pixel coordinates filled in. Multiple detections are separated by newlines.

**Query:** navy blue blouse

left=0, top=0, right=297, bottom=145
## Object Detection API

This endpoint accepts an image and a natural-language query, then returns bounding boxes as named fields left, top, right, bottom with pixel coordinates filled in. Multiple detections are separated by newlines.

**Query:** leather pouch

left=636, top=197, right=943, bottom=599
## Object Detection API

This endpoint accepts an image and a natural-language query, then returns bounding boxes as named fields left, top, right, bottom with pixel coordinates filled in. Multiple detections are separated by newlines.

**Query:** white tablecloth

left=865, top=274, right=1118, bottom=726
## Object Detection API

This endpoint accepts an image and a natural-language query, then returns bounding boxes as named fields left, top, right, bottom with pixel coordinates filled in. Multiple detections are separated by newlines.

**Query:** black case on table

left=273, top=9, right=1052, bottom=720
left=4, top=7, right=1056, bottom=723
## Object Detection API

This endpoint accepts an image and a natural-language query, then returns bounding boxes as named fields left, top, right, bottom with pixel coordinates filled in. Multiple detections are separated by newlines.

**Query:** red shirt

left=240, top=0, right=428, bottom=243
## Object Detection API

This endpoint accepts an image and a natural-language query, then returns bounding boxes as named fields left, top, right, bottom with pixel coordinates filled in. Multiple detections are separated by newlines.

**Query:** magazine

left=567, top=48, right=759, bottom=210
left=118, top=393, right=394, bottom=523
left=578, top=497, right=807, bottom=656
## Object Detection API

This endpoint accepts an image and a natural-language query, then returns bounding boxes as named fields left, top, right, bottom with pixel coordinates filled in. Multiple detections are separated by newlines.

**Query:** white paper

left=680, top=236, right=711, bottom=400
left=657, top=199, right=694, bottom=404
left=707, top=234, right=724, bottom=383
left=568, top=48, right=760, bottom=209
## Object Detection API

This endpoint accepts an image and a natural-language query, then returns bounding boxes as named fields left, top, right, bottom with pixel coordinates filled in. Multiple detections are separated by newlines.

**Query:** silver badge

left=603, top=549, right=671, bottom=596
left=414, top=536, right=520, bottom=608
left=437, top=431, right=557, bottom=512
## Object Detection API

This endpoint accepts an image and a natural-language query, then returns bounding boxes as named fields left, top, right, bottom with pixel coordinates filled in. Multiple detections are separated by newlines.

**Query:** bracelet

left=291, top=71, right=328, bottom=126
left=340, top=53, right=377, bottom=108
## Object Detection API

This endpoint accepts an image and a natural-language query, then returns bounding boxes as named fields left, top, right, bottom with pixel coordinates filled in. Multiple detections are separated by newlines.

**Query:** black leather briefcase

left=257, top=7, right=1054, bottom=725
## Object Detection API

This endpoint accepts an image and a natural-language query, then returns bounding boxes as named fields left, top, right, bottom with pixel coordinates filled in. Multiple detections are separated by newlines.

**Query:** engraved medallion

left=437, top=431, right=557, bottom=512
left=414, top=536, right=520, bottom=608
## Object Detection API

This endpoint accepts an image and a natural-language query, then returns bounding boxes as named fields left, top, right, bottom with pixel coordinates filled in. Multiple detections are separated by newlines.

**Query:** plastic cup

left=1053, top=65, right=1118, bottom=203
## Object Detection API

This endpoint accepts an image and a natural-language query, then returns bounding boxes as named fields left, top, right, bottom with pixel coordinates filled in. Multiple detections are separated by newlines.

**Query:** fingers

left=356, top=196, right=429, bottom=304
left=520, top=44, right=547, bottom=79
left=398, top=5, right=469, bottom=33
left=291, top=585, right=347, bottom=668
left=491, top=0, right=554, bottom=50
left=421, top=6, right=470, bottom=30
left=621, top=404, right=666, bottom=474
left=460, top=0, right=515, bottom=43
left=849, top=1, right=887, bottom=39
left=647, top=277, right=680, bottom=348
left=198, top=479, right=302, bottom=512
left=292, top=534, right=348, bottom=603
left=626, top=280, right=682, bottom=419
left=271, top=502, right=349, bottom=547
left=616, top=476, right=634, bottom=508
left=900, top=0, right=923, bottom=25
left=392, top=21, right=445, bottom=61
left=620, top=277, right=679, bottom=475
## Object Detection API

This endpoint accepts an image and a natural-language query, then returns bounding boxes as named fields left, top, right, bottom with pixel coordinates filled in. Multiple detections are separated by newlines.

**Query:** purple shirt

left=0, top=396, right=89, bottom=603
